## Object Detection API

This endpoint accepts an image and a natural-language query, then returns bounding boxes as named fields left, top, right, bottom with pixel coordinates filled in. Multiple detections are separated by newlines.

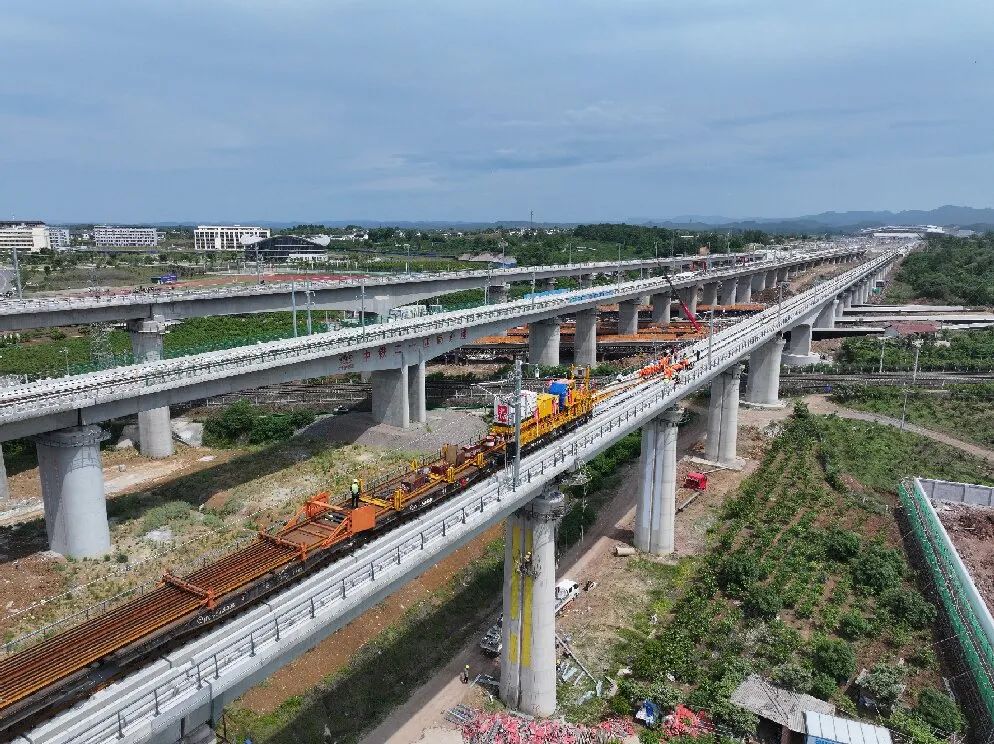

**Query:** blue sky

left=1, top=1, right=991, bottom=223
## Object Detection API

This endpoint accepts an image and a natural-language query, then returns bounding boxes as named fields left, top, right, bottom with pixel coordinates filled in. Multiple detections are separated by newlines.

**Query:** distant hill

left=639, top=205, right=994, bottom=234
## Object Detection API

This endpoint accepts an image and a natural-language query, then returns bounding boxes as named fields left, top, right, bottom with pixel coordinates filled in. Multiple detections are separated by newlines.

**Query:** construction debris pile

left=460, top=712, right=634, bottom=744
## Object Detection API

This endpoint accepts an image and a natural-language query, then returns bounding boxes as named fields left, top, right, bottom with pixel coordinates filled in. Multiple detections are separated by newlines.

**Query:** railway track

left=0, top=252, right=892, bottom=741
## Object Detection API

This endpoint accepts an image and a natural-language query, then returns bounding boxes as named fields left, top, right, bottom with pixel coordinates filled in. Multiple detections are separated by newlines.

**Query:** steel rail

left=19, top=251, right=893, bottom=744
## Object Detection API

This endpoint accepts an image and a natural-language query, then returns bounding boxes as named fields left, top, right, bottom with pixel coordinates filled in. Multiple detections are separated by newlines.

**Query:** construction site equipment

left=479, top=579, right=580, bottom=656
left=684, top=472, right=708, bottom=491
left=665, top=274, right=704, bottom=334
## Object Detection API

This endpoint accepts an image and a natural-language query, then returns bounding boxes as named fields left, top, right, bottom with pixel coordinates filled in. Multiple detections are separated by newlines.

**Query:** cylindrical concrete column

left=579, top=274, right=594, bottom=289
left=574, top=309, right=597, bottom=366
left=372, top=365, right=410, bottom=428
left=634, top=406, right=682, bottom=555
left=500, top=487, right=564, bottom=717
left=718, top=365, right=742, bottom=464
left=745, top=337, right=785, bottom=407
left=701, top=283, right=718, bottom=308
left=704, top=374, right=726, bottom=463
left=541, top=278, right=556, bottom=292
left=776, top=267, right=789, bottom=284
left=842, top=291, right=853, bottom=309
left=765, top=269, right=777, bottom=289
left=718, top=278, right=738, bottom=306
left=129, top=317, right=173, bottom=458
left=834, top=296, right=845, bottom=318
left=650, top=293, right=671, bottom=324
left=679, top=285, right=699, bottom=319
left=618, top=300, right=639, bottom=336
left=408, top=360, right=427, bottom=425
left=735, top=278, right=752, bottom=304
left=528, top=318, right=561, bottom=366
left=752, top=272, right=767, bottom=293
left=782, top=324, right=818, bottom=367
left=35, top=425, right=111, bottom=558
left=815, top=300, right=838, bottom=329
left=0, top=444, right=9, bottom=502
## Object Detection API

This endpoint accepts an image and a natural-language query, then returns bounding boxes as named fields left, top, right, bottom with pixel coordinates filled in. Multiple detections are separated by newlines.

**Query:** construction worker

left=461, top=664, right=470, bottom=684
left=350, top=478, right=361, bottom=509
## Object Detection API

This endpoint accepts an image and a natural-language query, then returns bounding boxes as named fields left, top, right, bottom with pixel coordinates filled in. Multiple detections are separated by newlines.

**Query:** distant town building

left=48, top=227, right=70, bottom=249
left=94, top=225, right=161, bottom=247
left=862, top=225, right=947, bottom=239
left=195, top=225, right=271, bottom=252
left=242, top=234, right=329, bottom=262
left=0, top=221, right=51, bottom=253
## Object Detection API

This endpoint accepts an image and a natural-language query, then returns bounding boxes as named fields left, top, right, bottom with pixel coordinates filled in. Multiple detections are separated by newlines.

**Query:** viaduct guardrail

left=19, top=252, right=895, bottom=744
left=0, top=248, right=863, bottom=442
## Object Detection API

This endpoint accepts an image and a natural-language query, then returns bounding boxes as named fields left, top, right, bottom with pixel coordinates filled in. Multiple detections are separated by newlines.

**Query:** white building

left=48, top=227, right=70, bottom=248
left=94, top=225, right=161, bottom=247
left=195, top=225, right=271, bottom=252
left=0, top=221, right=51, bottom=253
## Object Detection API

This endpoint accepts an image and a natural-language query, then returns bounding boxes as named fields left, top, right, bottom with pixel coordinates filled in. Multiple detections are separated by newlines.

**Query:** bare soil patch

left=936, top=502, right=994, bottom=614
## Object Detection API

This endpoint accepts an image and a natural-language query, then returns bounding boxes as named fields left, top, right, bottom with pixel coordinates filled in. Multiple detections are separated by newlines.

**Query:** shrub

left=880, top=587, right=936, bottom=628
left=204, top=400, right=258, bottom=445
left=772, top=662, right=813, bottom=693
left=810, top=671, right=838, bottom=700
left=717, top=552, right=763, bottom=597
left=838, top=609, right=872, bottom=639
left=141, top=500, right=193, bottom=532
left=860, top=663, right=905, bottom=711
left=851, top=544, right=904, bottom=594
left=811, top=636, right=856, bottom=682
left=824, top=527, right=861, bottom=562
left=743, top=583, right=783, bottom=620
left=914, top=688, right=965, bottom=735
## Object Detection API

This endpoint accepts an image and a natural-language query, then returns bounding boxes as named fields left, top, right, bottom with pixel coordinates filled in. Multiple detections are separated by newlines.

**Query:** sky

left=1, top=1, right=992, bottom=223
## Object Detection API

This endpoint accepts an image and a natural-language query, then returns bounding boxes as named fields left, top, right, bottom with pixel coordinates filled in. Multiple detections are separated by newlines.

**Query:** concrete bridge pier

left=765, top=269, right=777, bottom=289
left=573, top=309, right=597, bottom=366
left=745, top=337, right=785, bottom=408
left=776, top=267, right=789, bottom=284
left=735, top=278, right=752, bottom=304
left=703, top=364, right=743, bottom=467
left=651, top=293, right=672, bottom=325
left=718, top=278, right=738, bottom=306
left=579, top=274, right=594, bottom=289
left=782, top=324, right=818, bottom=367
left=372, top=366, right=410, bottom=428
left=834, top=296, right=846, bottom=318
left=842, top=291, right=853, bottom=309
left=679, top=285, right=699, bottom=319
left=35, top=425, right=111, bottom=558
left=541, top=278, right=556, bottom=292
left=128, top=317, right=174, bottom=459
left=499, top=486, right=564, bottom=717
left=528, top=318, right=561, bottom=366
left=0, top=446, right=8, bottom=502
left=752, top=272, right=768, bottom=293
left=701, top=282, right=718, bottom=308
left=815, top=300, right=838, bottom=329
left=634, top=406, right=683, bottom=555
left=408, top=360, right=427, bottom=425
left=618, top=300, right=639, bottom=335
left=488, top=283, right=510, bottom=305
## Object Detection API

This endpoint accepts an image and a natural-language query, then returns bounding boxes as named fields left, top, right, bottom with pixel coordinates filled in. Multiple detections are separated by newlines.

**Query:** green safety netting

left=898, top=481, right=994, bottom=719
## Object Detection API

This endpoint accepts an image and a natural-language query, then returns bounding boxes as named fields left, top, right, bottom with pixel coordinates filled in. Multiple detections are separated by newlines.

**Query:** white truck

left=479, top=579, right=580, bottom=656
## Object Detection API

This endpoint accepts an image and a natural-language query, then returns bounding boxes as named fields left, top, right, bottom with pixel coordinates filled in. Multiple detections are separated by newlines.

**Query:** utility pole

left=878, top=338, right=886, bottom=374
left=900, top=338, right=924, bottom=431
left=11, top=242, right=22, bottom=299
left=360, top=279, right=366, bottom=334
left=305, top=279, right=313, bottom=335
left=291, top=282, right=298, bottom=337
left=513, top=358, right=523, bottom=489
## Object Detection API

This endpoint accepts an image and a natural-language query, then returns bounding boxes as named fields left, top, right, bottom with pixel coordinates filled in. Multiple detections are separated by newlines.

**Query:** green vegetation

left=836, top=330, right=994, bottom=372
left=894, top=234, right=994, bottom=306
left=831, top=383, right=994, bottom=449
left=224, top=539, right=506, bottom=744
left=203, top=400, right=317, bottom=446
left=606, top=407, right=990, bottom=739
